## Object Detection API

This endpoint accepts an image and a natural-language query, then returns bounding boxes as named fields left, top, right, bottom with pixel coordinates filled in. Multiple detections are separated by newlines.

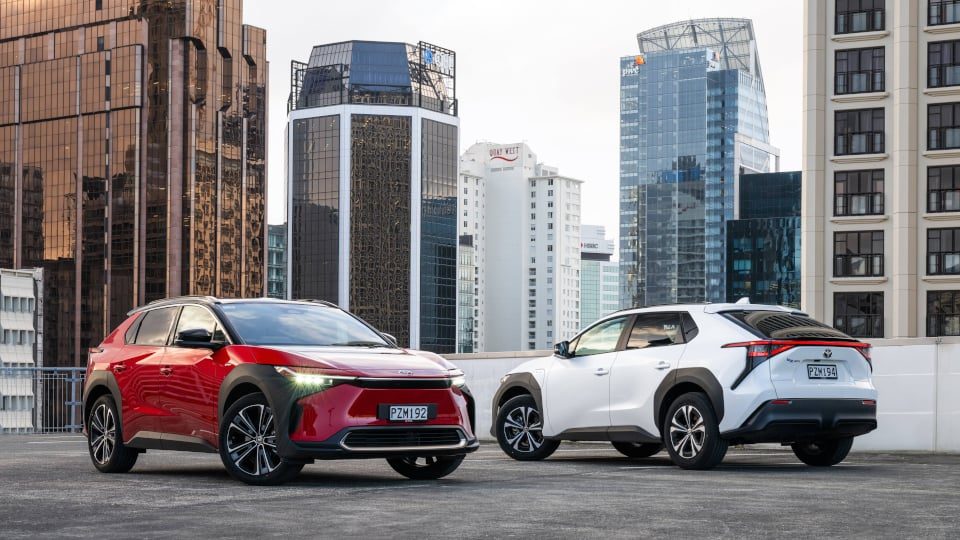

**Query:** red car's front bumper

left=263, top=375, right=478, bottom=462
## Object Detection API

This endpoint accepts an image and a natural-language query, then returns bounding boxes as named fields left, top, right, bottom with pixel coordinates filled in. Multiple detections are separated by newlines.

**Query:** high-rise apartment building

left=0, top=267, right=42, bottom=433
left=620, top=19, right=780, bottom=309
left=727, top=172, right=802, bottom=307
left=460, top=143, right=583, bottom=352
left=804, top=1, right=960, bottom=338
left=287, top=40, right=458, bottom=353
left=267, top=224, right=287, bottom=300
left=580, top=225, right=619, bottom=328
left=0, top=1, right=268, bottom=366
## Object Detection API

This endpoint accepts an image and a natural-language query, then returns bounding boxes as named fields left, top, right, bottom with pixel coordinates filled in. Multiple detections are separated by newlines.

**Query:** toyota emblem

left=397, top=369, right=414, bottom=375
left=823, top=349, right=833, bottom=359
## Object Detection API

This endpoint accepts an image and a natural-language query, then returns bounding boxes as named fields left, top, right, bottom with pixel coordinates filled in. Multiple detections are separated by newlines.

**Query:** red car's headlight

left=274, top=366, right=357, bottom=388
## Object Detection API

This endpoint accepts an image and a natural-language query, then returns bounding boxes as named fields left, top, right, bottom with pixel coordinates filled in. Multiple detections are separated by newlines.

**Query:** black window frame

left=834, top=292, right=884, bottom=338
left=928, top=165, right=960, bottom=213
left=929, top=40, right=960, bottom=88
left=836, top=0, right=886, bottom=34
left=928, top=102, right=960, bottom=150
left=834, top=230, right=885, bottom=277
left=929, top=0, right=960, bottom=26
left=927, top=290, right=960, bottom=337
left=835, top=169, right=885, bottom=216
left=835, top=108, right=885, bottom=155
left=927, top=227, right=960, bottom=275
left=835, top=47, right=885, bottom=95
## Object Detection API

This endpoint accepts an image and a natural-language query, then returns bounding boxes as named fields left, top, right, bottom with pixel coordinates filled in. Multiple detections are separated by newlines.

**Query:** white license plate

left=388, top=405, right=429, bottom=422
left=807, top=364, right=838, bottom=380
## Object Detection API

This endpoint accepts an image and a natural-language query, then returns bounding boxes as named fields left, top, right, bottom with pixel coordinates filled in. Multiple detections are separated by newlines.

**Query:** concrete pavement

left=0, top=436, right=957, bottom=538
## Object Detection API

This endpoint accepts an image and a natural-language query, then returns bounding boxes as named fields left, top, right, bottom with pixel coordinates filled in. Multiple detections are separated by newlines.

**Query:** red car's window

left=133, top=307, right=179, bottom=346
left=124, top=314, right=144, bottom=344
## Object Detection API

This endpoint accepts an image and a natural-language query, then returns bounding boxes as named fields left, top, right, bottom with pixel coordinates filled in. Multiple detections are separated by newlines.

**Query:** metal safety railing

left=0, top=367, right=86, bottom=434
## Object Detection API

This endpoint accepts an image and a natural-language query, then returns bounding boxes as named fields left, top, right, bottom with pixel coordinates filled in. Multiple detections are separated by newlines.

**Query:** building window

left=928, top=290, right=960, bottom=336
left=930, top=0, right=960, bottom=26
left=928, top=228, right=960, bottom=274
left=928, top=165, right=960, bottom=213
left=836, top=0, right=885, bottom=34
left=930, top=40, right=960, bottom=88
left=835, top=47, right=884, bottom=94
left=835, top=108, right=884, bottom=155
left=834, top=231, right=884, bottom=277
left=835, top=292, right=884, bottom=338
left=835, top=170, right=884, bottom=216
left=929, top=103, right=960, bottom=150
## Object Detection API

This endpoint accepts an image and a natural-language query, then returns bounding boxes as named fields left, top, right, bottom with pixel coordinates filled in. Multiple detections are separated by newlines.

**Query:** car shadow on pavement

left=543, top=455, right=878, bottom=474
left=130, top=465, right=458, bottom=487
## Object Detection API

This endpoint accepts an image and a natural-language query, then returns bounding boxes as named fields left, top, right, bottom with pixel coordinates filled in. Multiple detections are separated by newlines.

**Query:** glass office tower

left=726, top=172, right=802, bottom=308
left=0, top=1, right=267, bottom=366
left=287, top=41, right=458, bottom=353
left=619, top=19, right=779, bottom=308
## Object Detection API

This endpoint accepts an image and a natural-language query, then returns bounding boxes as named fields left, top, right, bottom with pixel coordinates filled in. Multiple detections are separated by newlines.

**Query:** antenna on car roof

left=735, top=297, right=751, bottom=305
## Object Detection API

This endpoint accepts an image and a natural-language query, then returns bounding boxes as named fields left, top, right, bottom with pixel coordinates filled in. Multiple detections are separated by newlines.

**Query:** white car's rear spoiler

left=703, top=303, right=808, bottom=316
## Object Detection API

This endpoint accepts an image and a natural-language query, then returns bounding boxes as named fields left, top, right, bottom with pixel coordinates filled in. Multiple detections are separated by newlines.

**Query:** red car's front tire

left=218, top=392, right=303, bottom=485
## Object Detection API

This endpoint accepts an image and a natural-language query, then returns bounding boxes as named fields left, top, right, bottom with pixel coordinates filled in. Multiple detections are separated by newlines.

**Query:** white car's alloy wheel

left=669, top=404, right=706, bottom=459
left=503, top=405, right=544, bottom=453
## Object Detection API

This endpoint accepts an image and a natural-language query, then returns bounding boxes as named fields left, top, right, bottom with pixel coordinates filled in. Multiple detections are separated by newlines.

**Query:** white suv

left=491, top=303, right=878, bottom=469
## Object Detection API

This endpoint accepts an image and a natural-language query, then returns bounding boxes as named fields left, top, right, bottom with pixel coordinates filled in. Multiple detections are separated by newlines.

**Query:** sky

left=245, top=0, right=805, bottom=242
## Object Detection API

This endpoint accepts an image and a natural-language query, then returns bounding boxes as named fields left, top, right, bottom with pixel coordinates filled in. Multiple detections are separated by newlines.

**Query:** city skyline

left=246, top=1, right=804, bottom=248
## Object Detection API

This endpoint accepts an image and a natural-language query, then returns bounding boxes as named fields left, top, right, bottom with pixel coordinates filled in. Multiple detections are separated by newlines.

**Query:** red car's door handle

left=113, top=365, right=126, bottom=373
left=160, top=367, right=173, bottom=376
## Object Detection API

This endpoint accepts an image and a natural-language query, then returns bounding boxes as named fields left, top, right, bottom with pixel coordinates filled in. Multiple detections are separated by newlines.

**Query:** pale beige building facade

left=804, top=0, right=960, bottom=339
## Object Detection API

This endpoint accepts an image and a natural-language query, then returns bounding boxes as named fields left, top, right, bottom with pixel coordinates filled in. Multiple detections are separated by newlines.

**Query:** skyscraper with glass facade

left=726, top=171, right=801, bottom=308
left=287, top=41, right=458, bottom=353
left=0, top=1, right=268, bottom=367
left=619, top=19, right=779, bottom=309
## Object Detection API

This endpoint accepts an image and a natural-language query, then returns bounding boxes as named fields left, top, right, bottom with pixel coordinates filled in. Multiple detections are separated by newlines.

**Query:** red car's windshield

left=220, top=303, right=392, bottom=347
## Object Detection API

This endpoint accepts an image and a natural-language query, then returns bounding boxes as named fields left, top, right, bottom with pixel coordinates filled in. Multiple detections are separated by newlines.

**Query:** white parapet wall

left=445, top=338, right=960, bottom=453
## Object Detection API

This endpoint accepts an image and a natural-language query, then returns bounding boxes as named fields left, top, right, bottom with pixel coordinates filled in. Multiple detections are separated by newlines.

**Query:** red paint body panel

left=155, top=346, right=230, bottom=448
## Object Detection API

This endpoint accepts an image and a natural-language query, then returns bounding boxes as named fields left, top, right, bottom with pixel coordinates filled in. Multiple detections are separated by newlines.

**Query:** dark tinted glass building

left=0, top=1, right=267, bottom=366
left=287, top=41, right=458, bottom=353
left=619, top=19, right=780, bottom=309
left=726, top=171, right=801, bottom=308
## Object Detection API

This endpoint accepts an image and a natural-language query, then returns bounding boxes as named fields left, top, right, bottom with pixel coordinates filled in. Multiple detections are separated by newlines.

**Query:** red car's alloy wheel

left=89, top=403, right=117, bottom=465
left=226, top=403, right=281, bottom=477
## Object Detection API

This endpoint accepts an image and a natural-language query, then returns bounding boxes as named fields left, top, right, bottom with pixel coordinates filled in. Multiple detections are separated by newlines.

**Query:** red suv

left=82, top=297, right=478, bottom=485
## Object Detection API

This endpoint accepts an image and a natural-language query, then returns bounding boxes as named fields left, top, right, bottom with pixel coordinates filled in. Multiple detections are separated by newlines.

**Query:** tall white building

left=460, top=142, right=583, bottom=352
left=804, top=1, right=960, bottom=339
left=580, top=225, right=620, bottom=329
left=0, top=268, right=43, bottom=433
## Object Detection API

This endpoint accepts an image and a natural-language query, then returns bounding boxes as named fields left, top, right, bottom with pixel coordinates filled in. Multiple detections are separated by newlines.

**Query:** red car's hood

left=261, top=346, right=454, bottom=377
